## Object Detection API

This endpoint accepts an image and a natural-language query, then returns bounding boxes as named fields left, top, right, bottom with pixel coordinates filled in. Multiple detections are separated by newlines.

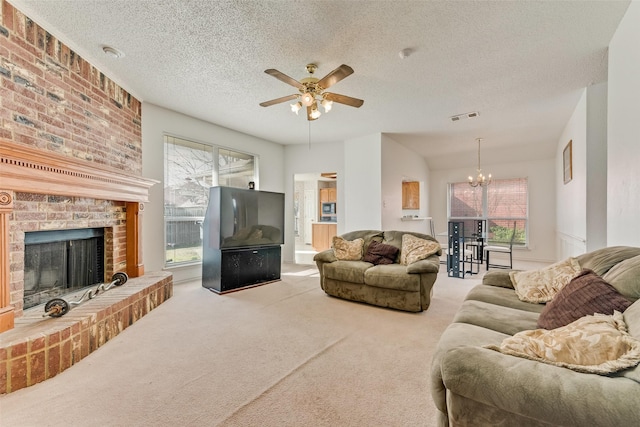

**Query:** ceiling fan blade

left=316, top=64, right=354, bottom=90
left=259, top=94, right=298, bottom=107
left=264, top=69, right=305, bottom=90
left=324, top=92, right=364, bottom=108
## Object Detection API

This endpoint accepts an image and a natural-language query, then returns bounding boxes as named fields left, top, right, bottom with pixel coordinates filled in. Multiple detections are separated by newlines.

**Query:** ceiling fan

left=259, top=63, right=364, bottom=121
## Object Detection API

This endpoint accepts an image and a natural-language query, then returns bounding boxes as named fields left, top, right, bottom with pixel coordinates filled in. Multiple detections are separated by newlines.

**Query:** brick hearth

left=0, top=272, right=173, bottom=394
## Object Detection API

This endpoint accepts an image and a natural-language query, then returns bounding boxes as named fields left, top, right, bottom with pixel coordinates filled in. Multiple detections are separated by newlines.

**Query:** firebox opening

left=24, top=228, right=105, bottom=310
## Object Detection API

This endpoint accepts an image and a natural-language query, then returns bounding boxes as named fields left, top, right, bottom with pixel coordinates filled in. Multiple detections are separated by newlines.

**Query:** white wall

left=556, top=90, right=588, bottom=258
left=381, top=134, right=431, bottom=234
left=430, top=157, right=556, bottom=263
left=142, top=103, right=285, bottom=283
left=607, top=1, right=640, bottom=246
left=343, top=134, right=383, bottom=231
left=283, top=142, right=344, bottom=262
left=586, top=82, right=608, bottom=251
left=555, top=81, right=609, bottom=258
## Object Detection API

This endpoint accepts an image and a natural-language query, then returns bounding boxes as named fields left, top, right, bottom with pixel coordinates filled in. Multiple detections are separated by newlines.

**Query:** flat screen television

left=204, top=186, right=285, bottom=249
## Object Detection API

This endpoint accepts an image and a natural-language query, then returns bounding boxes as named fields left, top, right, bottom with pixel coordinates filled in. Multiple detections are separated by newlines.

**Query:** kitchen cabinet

left=312, top=223, right=337, bottom=252
left=402, top=181, right=420, bottom=209
left=319, top=188, right=337, bottom=203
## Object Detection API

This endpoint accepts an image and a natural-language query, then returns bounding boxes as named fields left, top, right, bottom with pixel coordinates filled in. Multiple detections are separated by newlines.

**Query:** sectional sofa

left=431, top=246, right=640, bottom=426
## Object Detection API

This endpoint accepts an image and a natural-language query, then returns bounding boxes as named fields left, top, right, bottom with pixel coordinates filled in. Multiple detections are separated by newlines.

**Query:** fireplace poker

left=42, top=272, right=128, bottom=318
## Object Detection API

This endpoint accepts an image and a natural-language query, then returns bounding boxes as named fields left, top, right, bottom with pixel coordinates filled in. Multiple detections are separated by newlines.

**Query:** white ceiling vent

left=450, top=111, right=479, bottom=122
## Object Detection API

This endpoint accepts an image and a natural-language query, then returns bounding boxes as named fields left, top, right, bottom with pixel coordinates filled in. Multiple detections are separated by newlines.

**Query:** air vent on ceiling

left=450, top=111, right=479, bottom=122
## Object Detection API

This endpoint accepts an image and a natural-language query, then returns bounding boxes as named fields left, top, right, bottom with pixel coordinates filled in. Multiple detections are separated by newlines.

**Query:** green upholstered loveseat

left=313, top=230, right=441, bottom=312
left=431, top=246, right=640, bottom=426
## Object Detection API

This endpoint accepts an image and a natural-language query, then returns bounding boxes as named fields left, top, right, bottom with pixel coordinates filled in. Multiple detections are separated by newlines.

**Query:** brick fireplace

left=0, top=140, right=158, bottom=324
left=0, top=0, right=155, bottom=327
left=0, top=0, right=172, bottom=394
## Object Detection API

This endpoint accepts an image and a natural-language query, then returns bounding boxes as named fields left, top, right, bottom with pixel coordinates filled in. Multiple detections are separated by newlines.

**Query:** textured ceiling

left=8, top=0, right=630, bottom=170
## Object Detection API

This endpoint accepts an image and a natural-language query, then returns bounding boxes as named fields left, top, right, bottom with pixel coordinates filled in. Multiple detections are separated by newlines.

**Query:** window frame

left=163, top=134, right=259, bottom=268
left=447, top=177, right=529, bottom=247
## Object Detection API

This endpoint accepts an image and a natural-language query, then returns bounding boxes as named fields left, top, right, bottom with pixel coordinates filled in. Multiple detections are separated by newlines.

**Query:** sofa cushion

left=400, top=233, right=441, bottom=265
left=537, top=269, right=632, bottom=329
left=465, top=284, right=545, bottom=313
left=482, top=270, right=516, bottom=289
left=453, top=300, right=540, bottom=335
left=603, top=254, right=640, bottom=302
left=382, top=230, right=436, bottom=250
left=576, top=246, right=640, bottom=276
left=405, top=256, right=440, bottom=274
left=625, top=299, right=640, bottom=339
left=323, top=260, right=371, bottom=284
left=486, top=311, right=640, bottom=375
left=364, top=264, right=420, bottom=292
left=332, top=236, right=364, bottom=261
left=363, top=240, right=399, bottom=265
left=509, top=257, right=581, bottom=303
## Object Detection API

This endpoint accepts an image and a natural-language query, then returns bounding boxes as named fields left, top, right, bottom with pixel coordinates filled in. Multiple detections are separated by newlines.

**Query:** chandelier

left=468, top=138, right=491, bottom=187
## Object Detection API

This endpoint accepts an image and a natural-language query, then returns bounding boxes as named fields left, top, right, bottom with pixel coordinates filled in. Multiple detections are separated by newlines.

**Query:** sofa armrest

left=406, top=255, right=440, bottom=274
left=313, top=249, right=337, bottom=263
left=482, top=270, right=517, bottom=289
left=441, top=346, right=640, bottom=426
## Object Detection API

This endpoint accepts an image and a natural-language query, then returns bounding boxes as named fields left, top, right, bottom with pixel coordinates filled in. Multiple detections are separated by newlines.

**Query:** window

left=164, top=136, right=257, bottom=266
left=218, top=148, right=256, bottom=188
left=448, top=178, right=528, bottom=246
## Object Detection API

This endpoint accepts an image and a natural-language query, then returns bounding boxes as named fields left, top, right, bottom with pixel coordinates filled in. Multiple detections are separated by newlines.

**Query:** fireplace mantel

left=0, top=139, right=157, bottom=202
left=0, top=139, right=158, bottom=333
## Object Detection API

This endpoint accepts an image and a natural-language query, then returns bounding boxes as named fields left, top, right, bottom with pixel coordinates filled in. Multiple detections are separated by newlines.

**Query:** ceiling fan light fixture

left=310, top=105, right=321, bottom=120
left=321, top=98, right=333, bottom=112
left=290, top=102, right=302, bottom=115
left=300, top=92, right=315, bottom=107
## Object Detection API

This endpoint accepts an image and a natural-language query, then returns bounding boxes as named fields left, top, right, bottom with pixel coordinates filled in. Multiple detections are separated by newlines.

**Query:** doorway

left=294, top=172, right=338, bottom=264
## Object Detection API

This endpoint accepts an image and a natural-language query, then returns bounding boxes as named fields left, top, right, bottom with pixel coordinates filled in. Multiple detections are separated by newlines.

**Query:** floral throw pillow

left=400, top=234, right=441, bottom=266
left=332, top=236, right=364, bottom=261
left=486, top=311, right=640, bottom=375
left=509, top=257, right=581, bottom=303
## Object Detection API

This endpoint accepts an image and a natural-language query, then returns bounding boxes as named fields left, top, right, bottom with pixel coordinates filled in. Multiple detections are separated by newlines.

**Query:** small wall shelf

left=400, top=216, right=432, bottom=221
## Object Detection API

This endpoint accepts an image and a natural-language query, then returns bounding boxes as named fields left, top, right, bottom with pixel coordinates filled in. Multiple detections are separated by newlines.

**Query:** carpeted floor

left=0, top=263, right=482, bottom=426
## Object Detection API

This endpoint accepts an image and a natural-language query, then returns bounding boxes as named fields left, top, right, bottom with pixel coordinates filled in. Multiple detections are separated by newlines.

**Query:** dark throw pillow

left=537, top=269, right=632, bottom=330
left=363, top=240, right=399, bottom=265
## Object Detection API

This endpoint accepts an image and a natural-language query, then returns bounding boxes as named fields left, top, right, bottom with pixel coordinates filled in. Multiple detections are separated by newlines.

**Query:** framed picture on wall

left=563, top=140, right=572, bottom=184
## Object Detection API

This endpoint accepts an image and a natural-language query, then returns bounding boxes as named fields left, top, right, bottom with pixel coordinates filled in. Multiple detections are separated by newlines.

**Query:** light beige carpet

left=0, top=263, right=481, bottom=427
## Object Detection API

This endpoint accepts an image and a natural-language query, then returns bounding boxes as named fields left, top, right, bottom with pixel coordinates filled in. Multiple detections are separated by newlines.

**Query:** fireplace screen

left=24, top=228, right=104, bottom=310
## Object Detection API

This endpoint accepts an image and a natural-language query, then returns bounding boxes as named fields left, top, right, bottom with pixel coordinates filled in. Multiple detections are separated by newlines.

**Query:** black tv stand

left=202, top=245, right=281, bottom=294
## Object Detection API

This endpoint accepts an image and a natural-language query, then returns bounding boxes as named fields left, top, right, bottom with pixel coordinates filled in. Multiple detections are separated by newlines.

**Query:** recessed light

left=102, top=46, right=124, bottom=59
